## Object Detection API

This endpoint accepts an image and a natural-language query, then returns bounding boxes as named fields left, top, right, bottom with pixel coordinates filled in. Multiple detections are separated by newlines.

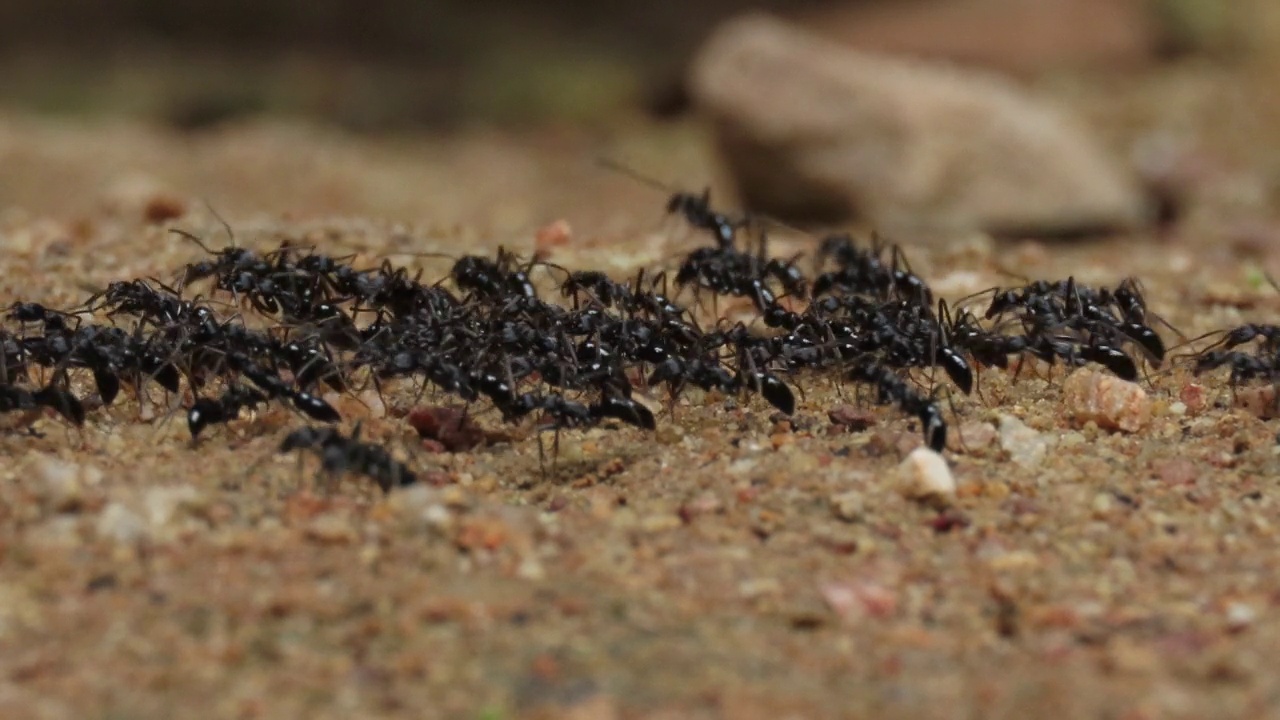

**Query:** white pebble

left=96, top=503, right=148, bottom=544
left=305, top=514, right=357, bottom=544
left=830, top=490, right=865, bottom=521
left=389, top=485, right=439, bottom=514
left=33, top=455, right=90, bottom=512
left=516, top=557, right=546, bottom=581
left=1226, top=602, right=1257, bottom=630
left=144, top=486, right=204, bottom=528
left=897, top=447, right=955, bottom=506
left=999, top=414, right=1049, bottom=469
left=422, top=504, right=453, bottom=530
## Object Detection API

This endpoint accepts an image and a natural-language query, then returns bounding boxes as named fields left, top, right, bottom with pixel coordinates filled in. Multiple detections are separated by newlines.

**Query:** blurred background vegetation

left=0, top=0, right=1270, bottom=132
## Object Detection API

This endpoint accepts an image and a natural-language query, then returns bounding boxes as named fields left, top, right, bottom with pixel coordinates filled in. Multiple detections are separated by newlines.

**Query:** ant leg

left=940, top=386, right=968, bottom=453
left=536, top=431, right=547, bottom=479
left=553, top=427, right=562, bottom=473
left=369, top=374, right=392, bottom=417
left=973, top=365, right=991, bottom=407
left=1008, top=354, right=1027, bottom=386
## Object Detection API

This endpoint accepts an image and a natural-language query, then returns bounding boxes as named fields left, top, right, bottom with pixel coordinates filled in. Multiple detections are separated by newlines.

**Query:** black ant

left=232, top=356, right=342, bottom=424
left=188, top=384, right=269, bottom=439
left=847, top=360, right=947, bottom=452
left=280, top=423, right=417, bottom=493
left=596, top=157, right=748, bottom=248
left=0, top=380, right=85, bottom=427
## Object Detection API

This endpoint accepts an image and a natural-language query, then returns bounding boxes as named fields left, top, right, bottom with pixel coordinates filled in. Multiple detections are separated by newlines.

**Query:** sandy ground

left=4, top=58, right=1280, bottom=720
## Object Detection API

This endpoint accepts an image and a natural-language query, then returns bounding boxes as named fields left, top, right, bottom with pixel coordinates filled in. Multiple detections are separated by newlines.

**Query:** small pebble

left=516, top=557, right=546, bottom=581
left=1091, top=493, right=1115, bottom=517
left=830, top=490, right=865, bottom=521
left=999, top=414, right=1049, bottom=469
left=144, top=485, right=205, bottom=528
left=96, top=503, right=148, bottom=544
left=27, top=516, right=83, bottom=548
left=897, top=447, right=955, bottom=507
left=680, top=492, right=724, bottom=521
left=948, top=421, right=997, bottom=453
left=33, top=455, right=96, bottom=512
left=1152, top=458, right=1197, bottom=485
left=305, top=514, right=358, bottom=544
left=640, top=514, right=682, bottom=533
left=656, top=425, right=684, bottom=445
left=1063, top=369, right=1151, bottom=432
left=534, top=218, right=572, bottom=256
left=828, top=405, right=876, bottom=431
left=143, top=193, right=188, bottom=224
left=1225, top=602, right=1257, bottom=631
left=1180, top=383, right=1208, bottom=415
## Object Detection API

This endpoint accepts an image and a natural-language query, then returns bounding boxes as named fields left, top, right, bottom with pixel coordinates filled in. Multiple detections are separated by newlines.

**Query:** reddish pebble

left=828, top=405, right=876, bottom=431
left=144, top=194, right=187, bottom=223
left=424, top=471, right=454, bottom=487
left=929, top=509, right=970, bottom=533
left=679, top=492, right=723, bottom=523
left=1063, top=369, right=1150, bottom=432
left=1152, top=457, right=1197, bottom=485
left=534, top=218, right=573, bottom=256
left=820, top=581, right=897, bottom=622
left=1180, top=382, right=1208, bottom=415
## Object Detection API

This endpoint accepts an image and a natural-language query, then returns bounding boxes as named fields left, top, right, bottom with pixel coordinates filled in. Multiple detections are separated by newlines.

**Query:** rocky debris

left=948, top=420, right=998, bottom=453
left=1063, top=369, right=1152, bottom=432
left=408, top=406, right=508, bottom=451
left=828, top=405, right=877, bottom=431
left=1233, top=385, right=1280, bottom=420
left=998, top=414, right=1050, bottom=469
left=896, top=447, right=955, bottom=507
left=688, top=14, right=1147, bottom=236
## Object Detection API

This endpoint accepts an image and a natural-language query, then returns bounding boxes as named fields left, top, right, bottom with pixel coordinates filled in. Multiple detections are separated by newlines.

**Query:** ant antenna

left=991, top=263, right=1033, bottom=285
left=169, top=228, right=216, bottom=255
left=595, top=157, right=673, bottom=193
left=953, top=286, right=1002, bottom=314
left=205, top=201, right=237, bottom=249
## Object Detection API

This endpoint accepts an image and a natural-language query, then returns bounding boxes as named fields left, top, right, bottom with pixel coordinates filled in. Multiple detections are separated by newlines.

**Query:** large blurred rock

left=688, top=14, right=1150, bottom=237
left=795, top=0, right=1163, bottom=76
